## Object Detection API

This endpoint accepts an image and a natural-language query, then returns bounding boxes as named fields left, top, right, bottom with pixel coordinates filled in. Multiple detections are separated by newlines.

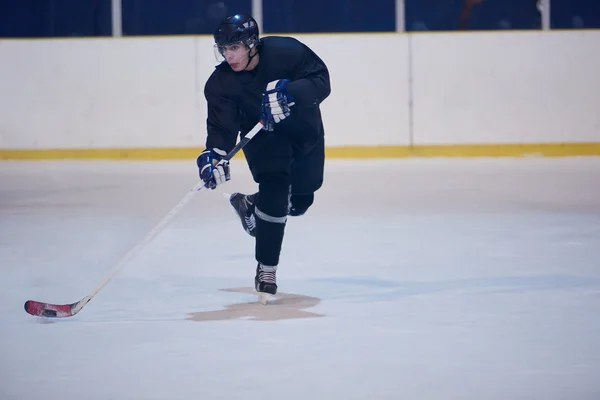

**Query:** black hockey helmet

left=213, top=14, right=259, bottom=50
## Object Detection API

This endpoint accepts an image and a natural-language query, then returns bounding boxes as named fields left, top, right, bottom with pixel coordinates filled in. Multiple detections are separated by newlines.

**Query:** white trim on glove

left=212, top=159, right=230, bottom=186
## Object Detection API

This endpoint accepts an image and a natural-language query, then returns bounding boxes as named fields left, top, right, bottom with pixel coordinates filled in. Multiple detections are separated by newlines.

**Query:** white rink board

left=0, top=38, right=200, bottom=149
left=0, top=31, right=599, bottom=150
left=411, top=31, right=600, bottom=145
left=293, top=34, right=411, bottom=146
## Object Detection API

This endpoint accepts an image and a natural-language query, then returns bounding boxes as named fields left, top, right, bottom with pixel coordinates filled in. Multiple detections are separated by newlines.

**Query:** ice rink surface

left=1, top=157, right=600, bottom=400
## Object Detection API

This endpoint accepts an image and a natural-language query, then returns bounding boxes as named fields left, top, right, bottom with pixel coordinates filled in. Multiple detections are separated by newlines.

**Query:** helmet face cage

left=213, top=36, right=258, bottom=63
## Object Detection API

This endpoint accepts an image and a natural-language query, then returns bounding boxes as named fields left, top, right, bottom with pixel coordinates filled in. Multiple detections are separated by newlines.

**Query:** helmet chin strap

left=244, top=47, right=258, bottom=70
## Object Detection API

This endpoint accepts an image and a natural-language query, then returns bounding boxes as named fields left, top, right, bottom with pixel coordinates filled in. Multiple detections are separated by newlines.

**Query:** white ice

left=1, top=157, right=600, bottom=400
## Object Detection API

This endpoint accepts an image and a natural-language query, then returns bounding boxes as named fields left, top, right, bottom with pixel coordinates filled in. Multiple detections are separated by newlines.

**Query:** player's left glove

left=261, top=79, right=295, bottom=131
left=196, top=148, right=230, bottom=189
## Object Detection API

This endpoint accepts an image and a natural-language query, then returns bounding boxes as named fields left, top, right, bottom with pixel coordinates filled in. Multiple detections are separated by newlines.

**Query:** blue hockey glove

left=261, top=79, right=295, bottom=131
left=196, top=148, right=230, bottom=189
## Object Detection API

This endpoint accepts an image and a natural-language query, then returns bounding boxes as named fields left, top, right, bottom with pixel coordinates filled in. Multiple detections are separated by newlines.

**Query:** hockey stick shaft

left=25, top=121, right=265, bottom=317
left=222, top=121, right=264, bottom=161
left=86, top=121, right=265, bottom=299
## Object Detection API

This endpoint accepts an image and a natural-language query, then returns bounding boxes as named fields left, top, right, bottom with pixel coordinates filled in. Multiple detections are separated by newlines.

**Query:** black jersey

left=203, top=36, right=331, bottom=153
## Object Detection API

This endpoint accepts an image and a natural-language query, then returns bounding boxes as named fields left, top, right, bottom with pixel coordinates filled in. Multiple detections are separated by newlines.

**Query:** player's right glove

left=196, top=148, right=230, bottom=189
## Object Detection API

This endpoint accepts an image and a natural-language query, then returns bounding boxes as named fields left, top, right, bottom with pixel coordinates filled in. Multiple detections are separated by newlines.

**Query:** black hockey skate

left=229, top=192, right=257, bottom=237
left=255, top=263, right=277, bottom=304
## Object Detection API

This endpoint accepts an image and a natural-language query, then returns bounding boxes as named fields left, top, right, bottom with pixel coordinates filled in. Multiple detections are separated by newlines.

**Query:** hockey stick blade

left=23, top=121, right=266, bottom=319
left=24, top=296, right=91, bottom=318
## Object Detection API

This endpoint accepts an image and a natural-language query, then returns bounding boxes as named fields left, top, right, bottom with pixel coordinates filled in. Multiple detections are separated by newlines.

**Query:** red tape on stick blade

left=24, top=300, right=73, bottom=318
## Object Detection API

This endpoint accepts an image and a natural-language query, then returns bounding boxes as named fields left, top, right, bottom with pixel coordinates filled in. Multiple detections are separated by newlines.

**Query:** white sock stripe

left=255, top=207, right=287, bottom=224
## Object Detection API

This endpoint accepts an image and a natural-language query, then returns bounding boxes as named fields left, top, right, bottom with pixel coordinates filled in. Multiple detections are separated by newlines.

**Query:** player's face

left=221, top=43, right=249, bottom=72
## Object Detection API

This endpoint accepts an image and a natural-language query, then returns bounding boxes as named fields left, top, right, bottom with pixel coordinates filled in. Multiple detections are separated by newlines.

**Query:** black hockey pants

left=241, top=128, right=324, bottom=267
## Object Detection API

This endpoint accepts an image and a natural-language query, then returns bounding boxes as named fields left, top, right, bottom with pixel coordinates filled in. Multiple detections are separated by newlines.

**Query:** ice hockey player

left=196, top=13, right=331, bottom=298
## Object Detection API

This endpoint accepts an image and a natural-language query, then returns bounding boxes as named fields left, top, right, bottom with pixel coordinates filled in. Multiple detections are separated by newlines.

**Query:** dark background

left=0, top=0, right=598, bottom=38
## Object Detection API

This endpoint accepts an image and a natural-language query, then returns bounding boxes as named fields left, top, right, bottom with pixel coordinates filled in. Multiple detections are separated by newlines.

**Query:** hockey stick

left=24, top=121, right=265, bottom=318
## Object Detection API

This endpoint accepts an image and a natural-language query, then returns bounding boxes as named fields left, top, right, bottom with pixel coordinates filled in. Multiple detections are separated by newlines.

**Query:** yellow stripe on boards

left=1, top=143, right=599, bottom=161
left=325, top=143, right=600, bottom=158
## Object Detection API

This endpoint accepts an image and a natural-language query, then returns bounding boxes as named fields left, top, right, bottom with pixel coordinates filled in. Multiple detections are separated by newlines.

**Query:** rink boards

left=0, top=30, right=599, bottom=159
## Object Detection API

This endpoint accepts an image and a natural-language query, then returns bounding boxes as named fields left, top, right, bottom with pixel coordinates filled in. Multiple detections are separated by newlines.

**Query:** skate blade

left=258, top=292, right=273, bottom=305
